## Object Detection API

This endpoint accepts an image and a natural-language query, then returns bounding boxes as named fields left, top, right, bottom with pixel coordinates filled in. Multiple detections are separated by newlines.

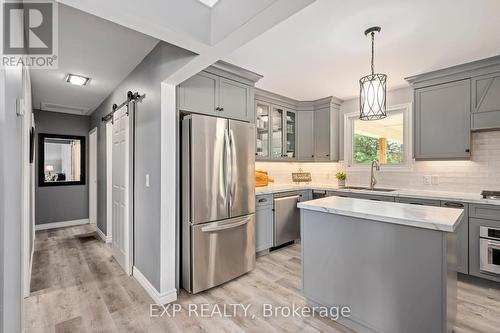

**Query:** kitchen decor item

left=256, top=170, right=274, bottom=187
left=292, top=168, right=312, bottom=184
left=336, top=171, right=347, bottom=187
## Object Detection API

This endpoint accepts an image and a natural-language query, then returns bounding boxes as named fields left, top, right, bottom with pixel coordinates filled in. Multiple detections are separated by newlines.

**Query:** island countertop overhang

left=298, top=196, right=464, bottom=232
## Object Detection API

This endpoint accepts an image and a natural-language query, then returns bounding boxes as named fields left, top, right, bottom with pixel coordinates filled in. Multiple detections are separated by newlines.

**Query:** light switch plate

left=423, top=175, right=432, bottom=185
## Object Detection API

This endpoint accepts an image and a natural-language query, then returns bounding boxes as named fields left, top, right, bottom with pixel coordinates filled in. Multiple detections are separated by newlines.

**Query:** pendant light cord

left=371, top=32, right=375, bottom=75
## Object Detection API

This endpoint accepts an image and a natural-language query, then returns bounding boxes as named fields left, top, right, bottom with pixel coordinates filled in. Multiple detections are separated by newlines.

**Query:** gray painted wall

left=34, top=110, right=90, bottom=225
left=90, top=41, right=196, bottom=291
left=339, top=86, right=412, bottom=160
left=0, top=66, right=24, bottom=333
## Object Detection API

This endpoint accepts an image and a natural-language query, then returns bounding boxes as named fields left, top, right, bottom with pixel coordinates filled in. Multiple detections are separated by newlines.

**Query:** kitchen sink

left=342, top=186, right=397, bottom=192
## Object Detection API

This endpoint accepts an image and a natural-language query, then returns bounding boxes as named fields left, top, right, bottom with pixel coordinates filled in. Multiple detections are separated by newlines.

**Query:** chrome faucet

left=369, top=160, right=380, bottom=190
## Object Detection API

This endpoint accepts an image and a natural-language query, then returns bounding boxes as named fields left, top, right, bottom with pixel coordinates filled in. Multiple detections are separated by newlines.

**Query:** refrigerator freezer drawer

left=190, top=215, right=256, bottom=293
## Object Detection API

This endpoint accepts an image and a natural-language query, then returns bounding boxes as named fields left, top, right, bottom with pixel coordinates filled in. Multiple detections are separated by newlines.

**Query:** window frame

left=344, top=103, right=413, bottom=171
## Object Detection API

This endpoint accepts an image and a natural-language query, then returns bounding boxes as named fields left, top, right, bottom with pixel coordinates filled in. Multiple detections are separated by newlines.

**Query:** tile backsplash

left=256, top=131, right=500, bottom=193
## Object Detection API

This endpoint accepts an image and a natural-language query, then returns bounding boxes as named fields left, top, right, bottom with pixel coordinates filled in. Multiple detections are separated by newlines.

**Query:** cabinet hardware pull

left=258, top=198, right=267, bottom=203
left=219, top=107, right=224, bottom=111
left=444, top=202, right=464, bottom=208
left=326, top=154, right=329, bottom=157
left=465, top=149, right=470, bottom=153
left=215, top=107, right=220, bottom=111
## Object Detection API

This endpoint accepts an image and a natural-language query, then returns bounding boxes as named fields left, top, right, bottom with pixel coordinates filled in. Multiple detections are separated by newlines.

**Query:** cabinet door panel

left=219, top=77, right=249, bottom=121
left=284, top=109, right=297, bottom=159
left=270, top=106, right=284, bottom=159
left=471, top=72, right=500, bottom=130
left=414, top=80, right=471, bottom=159
left=256, top=205, right=273, bottom=252
left=314, top=108, right=331, bottom=160
left=255, top=102, right=271, bottom=160
left=297, top=112, right=314, bottom=160
left=178, top=72, right=217, bottom=115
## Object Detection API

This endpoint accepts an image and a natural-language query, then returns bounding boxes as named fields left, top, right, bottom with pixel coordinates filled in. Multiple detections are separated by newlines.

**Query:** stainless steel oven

left=480, top=226, right=500, bottom=275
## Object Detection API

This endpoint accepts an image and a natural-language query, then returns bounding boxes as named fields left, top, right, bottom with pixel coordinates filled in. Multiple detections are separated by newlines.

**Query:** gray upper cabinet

left=314, top=108, right=331, bottom=160
left=471, top=71, right=500, bottom=130
left=178, top=62, right=262, bottom=122
left=297, top=111, right=314, bottom=160
left=414, top=79, right=471, bottom=160
left=178, top=72, right=218, bottom=115
left=218, top=77, right=251, bottom=121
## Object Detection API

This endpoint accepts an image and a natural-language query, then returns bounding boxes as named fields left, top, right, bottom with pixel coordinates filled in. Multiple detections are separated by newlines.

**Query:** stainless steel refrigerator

left=181, top=114, right=256, bottom=294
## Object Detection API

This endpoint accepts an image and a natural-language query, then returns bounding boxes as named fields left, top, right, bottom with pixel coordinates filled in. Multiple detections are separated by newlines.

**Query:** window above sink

left=344, top=103, right=412, bottom=171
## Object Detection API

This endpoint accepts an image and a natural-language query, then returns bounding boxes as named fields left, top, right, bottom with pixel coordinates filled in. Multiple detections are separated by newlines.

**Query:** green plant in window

left=335, top=171, right=347, bottom=181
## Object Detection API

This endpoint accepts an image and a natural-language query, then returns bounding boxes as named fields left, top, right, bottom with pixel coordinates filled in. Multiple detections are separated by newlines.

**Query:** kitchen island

left=298, top=196, right=464, bottom=333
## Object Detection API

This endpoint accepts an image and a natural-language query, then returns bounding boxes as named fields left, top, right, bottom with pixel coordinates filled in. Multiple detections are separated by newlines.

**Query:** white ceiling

left=224, top=0, right=500, bottom=101
left=30, top=4, right=159, bottom=115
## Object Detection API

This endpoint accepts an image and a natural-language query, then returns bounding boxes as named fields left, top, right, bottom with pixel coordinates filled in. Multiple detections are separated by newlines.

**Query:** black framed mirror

left=38, top=133, right=86, bottom=186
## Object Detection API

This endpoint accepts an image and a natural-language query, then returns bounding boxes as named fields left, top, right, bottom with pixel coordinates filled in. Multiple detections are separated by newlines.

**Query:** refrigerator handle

left=224, top=128, right=231, bottom=207
left=229, top=129, right=237, bottom=208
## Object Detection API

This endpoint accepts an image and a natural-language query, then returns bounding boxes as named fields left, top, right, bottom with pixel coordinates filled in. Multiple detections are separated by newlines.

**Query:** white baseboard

left=35, top=218, right=89, bottom=230
left=133, top=266, right=177, bottom=305
left=95, top=226, right=112, bottom=243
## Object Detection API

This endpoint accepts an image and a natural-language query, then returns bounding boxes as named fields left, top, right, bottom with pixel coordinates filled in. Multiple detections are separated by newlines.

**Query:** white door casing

left=106, top=121, right=113, bottom=242
left=89, top=128, right=98, bottom=225
left=112, top=106, right=131, bottom=275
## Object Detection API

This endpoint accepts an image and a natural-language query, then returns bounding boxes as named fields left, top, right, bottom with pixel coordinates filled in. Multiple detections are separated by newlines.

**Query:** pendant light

left=359, top=26, right=387, bottom=120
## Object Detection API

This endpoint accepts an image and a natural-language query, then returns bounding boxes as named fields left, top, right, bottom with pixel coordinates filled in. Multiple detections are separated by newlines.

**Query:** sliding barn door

left=111, top=106, right=131, bottom=275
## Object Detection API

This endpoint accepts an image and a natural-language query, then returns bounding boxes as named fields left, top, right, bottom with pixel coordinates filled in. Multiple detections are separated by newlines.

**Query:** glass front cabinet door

left=255, top=102, right=270, bottom=160
left=285, top=110, right=297, bottom=159
left=271, top=106, right=284, bottom=159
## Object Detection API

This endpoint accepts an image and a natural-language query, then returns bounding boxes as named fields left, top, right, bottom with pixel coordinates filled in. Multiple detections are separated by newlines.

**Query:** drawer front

left=256, top=194, right=273, bottom=207
left=327, top=191, right=395, bottom=202
left=469, top=204, right=500, bottom=221
left=396, top=197, right=441, bottom=206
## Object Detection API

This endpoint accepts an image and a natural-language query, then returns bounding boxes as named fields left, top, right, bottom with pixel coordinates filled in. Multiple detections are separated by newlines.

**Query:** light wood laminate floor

left=25, top=225, right=500, bottom=333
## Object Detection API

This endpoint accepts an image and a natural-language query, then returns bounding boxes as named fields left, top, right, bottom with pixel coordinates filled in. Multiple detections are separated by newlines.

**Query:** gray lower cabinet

left=297, top=111, right=314, bottom=160
left=471, top=71, right=500, bottom=130
left=255, top=194, right=273, bottom=253
left=314, top=108, right=331, bottom=160
left=414, top=79, right=471, bottom=160
left=441, top=201, right=469, bottom=274
left=178, top=71, right=252, bottom=122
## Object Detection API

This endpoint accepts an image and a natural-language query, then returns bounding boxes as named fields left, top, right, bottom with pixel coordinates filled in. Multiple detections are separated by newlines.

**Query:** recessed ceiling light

left=65, top=74, right=90, bottom=86
left=197, top=0, right=219, bottom=8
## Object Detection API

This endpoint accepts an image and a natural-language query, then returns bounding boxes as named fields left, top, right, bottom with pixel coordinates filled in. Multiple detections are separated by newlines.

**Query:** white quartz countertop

left=297, top=196, right=464, bottom=232
left=256, top=183, right=500, bottom=206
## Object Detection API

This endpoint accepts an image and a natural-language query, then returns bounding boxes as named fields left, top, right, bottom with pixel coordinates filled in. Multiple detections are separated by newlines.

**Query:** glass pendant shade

left=359, top=73, right=387, bottom=120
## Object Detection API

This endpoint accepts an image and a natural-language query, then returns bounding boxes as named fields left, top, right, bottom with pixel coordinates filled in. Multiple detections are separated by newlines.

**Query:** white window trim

left=344, top=103, right=413, bottom=172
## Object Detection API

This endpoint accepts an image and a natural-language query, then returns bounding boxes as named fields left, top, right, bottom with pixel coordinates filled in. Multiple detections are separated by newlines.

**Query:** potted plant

left=335, top=171, right=347, bottom=187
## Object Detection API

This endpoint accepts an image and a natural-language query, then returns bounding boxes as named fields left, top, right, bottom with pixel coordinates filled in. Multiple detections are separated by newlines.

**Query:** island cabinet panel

left=441, top=201, right=469, bottom=275
left=297, top=111, right=315, bottom=160
left=471, top=72, right=500, bottom=130
left=301, top=210, right=456, bottom=333
left=414, top=79, right=471, bottom=160
left=255, top=195, right=273, bottom=253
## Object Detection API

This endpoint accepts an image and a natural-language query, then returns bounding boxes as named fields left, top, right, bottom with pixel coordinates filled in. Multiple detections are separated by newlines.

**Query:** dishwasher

left=273, top=191, right=302, bottom=247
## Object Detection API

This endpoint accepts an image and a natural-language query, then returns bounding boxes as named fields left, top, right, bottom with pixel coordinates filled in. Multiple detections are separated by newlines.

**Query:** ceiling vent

left=40, top=102, right=90, bottom=115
